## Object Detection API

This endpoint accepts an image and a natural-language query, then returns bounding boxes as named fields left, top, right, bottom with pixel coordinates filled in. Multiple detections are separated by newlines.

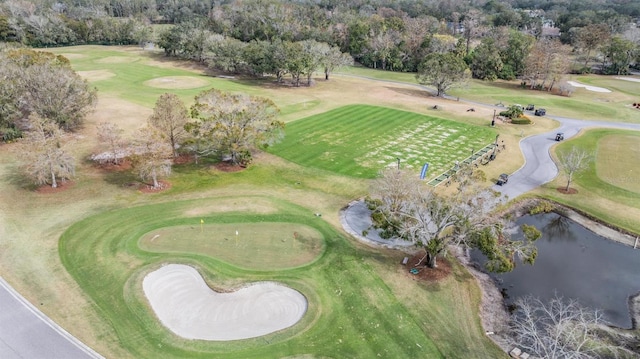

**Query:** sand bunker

left=616, top=76, right=640, bottom=83
left=143, top=264, right=307, bottom=340
left=567, top=80, right=611, bottom=93
left=144, top=76, right=209, bottom=89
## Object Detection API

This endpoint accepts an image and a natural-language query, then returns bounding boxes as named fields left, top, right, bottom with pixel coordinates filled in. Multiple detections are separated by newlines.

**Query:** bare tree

left=130, top=126, right=172, bottom=189
left=510, top=295, right=617, bottom=359
left=368, top=169, right=539, bottom=270
left=95, top=122, right=126, bottom=165
left=148, top=93, right=189, bottom=158
left=523, top=38, right=571, bottom=91
left=558, top=147, right=591, bottom=192
left=320, top=44, right=353, bottom=81
left=18, top=114, right=75, bottom=188
left=572, top=24, right=611, bottom=69
left=462, top=9, right=486, bottom=56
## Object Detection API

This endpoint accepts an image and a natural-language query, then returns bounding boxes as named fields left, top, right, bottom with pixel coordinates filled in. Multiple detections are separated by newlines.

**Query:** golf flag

left=200, top=219, right=204, bottom=224
left=200, top=219, right=204, bottom=233
left=420, top=163, right=429, bottom=180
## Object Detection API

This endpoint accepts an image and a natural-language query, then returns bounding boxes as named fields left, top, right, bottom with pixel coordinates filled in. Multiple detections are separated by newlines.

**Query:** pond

left=472, top=213, right=640, bottom=329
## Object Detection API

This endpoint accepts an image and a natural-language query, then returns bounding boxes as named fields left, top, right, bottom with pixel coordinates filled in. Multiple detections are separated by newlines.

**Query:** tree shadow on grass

left=384, top=86, right=436, bottom=99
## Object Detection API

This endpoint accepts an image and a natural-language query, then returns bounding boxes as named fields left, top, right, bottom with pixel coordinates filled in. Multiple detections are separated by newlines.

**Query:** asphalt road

left=493, top=116, right=640, bottom=199
left=0, top=278, right=103, bottom=359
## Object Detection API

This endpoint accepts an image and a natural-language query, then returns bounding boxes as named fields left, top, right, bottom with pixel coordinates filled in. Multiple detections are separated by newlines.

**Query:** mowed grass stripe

left=270, top=105, right=495, bottom=178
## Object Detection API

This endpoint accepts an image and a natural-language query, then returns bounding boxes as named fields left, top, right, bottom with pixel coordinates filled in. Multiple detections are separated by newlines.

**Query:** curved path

left=492, top=116, right=640, bottom=199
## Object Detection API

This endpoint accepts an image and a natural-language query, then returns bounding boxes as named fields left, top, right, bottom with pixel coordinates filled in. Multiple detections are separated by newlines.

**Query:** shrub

left=1, top=127, right=22, bottom=142
left=499, top=105, right=524, bottom=119
left=529, top=200, right=555, bottom=215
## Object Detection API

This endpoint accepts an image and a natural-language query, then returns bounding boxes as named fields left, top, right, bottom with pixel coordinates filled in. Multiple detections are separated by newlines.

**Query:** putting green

left=140, top=223, right=324, bottom=270
left=60, top=196, right=442, bottom=357
left=596, top=135, right=640, bottom=193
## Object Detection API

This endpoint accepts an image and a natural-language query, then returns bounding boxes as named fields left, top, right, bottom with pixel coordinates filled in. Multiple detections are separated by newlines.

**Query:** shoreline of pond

left=462, top=198, right=640, bottom=354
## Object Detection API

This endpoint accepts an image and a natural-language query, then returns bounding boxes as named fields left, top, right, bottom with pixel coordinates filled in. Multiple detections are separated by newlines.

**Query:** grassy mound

left=268, top=105, right=495, bottom=178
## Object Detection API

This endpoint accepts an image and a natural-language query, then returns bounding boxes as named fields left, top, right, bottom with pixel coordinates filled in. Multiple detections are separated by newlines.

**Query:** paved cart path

left=492, top=116, right=640, bottom=199
left=0, top=278, right=103, bottom=359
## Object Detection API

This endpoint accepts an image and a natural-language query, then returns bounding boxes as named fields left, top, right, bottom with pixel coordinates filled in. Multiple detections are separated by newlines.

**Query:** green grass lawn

left=336, top=65, right=640, bottom=124
left=536, top=129, right=640, bottom=234
left=49, top=46, right=264, bottom=107
left=268, top=104, right=496, bottom=179
left=449, top=79, right=640, bottom=123
left=59, top=195, right=503, bottom=358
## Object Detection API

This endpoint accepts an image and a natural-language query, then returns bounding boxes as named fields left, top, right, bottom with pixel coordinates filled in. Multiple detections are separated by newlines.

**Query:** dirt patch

left=556, top=187, right=578, bottom=194
left=214, top=161, right=246, bottom=173
left=138, top=180, right=171, bottom=193
left=143, top=76, right=209, bottom=89
left=404, top=252, right=452, bottom=282
left=35, top=180, right=75, bottom=194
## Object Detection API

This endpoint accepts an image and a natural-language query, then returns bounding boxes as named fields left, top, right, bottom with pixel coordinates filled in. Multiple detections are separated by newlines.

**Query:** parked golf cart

left=534, top=108, right=546, bottom=116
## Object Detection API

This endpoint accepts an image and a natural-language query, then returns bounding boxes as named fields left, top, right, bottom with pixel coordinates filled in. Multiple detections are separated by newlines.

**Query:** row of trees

left=19, top=88, right=283, bottom=189
left=158, top=24, right=353, bottom=85
left=2, top=1, right=639, bottom=75
left=88, top=90, right=283, bottom=189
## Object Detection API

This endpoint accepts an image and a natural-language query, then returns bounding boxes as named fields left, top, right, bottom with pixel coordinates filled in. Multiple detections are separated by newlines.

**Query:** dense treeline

left=1, top=0, right=639, bottom=89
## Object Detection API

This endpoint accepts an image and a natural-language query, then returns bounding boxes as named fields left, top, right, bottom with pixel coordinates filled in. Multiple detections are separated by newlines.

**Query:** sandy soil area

left=567, top=80, right=612, bottom=93
left=143, top=264, right=307, bottom=341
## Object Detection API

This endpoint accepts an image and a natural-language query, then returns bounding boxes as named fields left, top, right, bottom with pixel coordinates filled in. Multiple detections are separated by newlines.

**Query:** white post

left=634, top=236, right=638, bottom=249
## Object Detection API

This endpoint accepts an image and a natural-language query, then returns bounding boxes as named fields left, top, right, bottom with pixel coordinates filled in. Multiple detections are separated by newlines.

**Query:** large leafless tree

left=130, top=126, right=172, bottom=189
left=368, top=168, right=539, bottom=270
left=18, top=114, right=75, bottom=188
left=558, top=147, right=591, bottom=192
left=95, top=122, right=126, bottom=165
left=148, top=93, right=189, bottom=158
left=510, top=295, right=619, bottom=359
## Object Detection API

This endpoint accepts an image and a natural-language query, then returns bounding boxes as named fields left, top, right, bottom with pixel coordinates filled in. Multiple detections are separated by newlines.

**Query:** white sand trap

left=77, top=70, right=115, bottom=82
left=567, top=80, right=611, bottom=93
left=143, top=264, right=307, bottom=340
left=616, top=76, right=640, bottom=83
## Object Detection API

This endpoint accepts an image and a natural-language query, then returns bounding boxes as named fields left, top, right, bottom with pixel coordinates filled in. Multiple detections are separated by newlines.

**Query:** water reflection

left=471, top=213, right=640, bottom=329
